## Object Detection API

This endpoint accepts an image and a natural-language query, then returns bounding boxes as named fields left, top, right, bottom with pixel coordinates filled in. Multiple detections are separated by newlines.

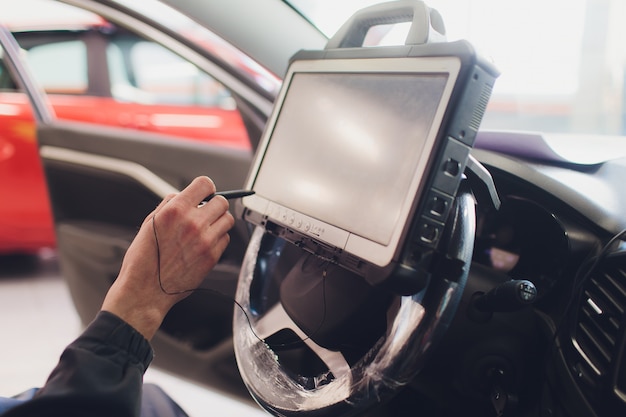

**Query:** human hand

left=101, top=176, right=235, bottom=340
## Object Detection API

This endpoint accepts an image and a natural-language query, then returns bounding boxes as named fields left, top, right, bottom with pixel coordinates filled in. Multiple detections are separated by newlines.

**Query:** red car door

left=0, top=89, right=55, bottom=253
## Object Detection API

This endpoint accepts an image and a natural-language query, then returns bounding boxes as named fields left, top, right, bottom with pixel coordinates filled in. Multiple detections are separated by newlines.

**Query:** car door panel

left=38, top=122, right=251, bottom=214
left=38, top=120, right=252, bottom=286
left=37, top=121, right=255, bottom=398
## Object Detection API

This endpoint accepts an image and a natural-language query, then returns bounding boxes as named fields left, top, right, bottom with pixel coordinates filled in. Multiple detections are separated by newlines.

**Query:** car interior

left=2, top=0, right=626, bottom=417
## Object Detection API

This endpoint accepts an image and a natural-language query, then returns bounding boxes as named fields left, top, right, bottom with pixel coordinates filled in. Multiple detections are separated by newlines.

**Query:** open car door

left=0, top=0, right=293, bottom=401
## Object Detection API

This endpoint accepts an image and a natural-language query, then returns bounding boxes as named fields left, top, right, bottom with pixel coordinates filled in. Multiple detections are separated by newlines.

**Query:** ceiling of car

left=158, top=0, right=328, bottom=77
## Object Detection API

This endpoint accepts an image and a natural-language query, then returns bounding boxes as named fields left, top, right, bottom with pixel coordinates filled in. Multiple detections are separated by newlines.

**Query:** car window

left=107, top=37, right=235, bottom=109
left=26, top=40, right=88, bottom=94
left=111, top=0, right=282, bottom=97
left=0, top=57, right=18, bottom=91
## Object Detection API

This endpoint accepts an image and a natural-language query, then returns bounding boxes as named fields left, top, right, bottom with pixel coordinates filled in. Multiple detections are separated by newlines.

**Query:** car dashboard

left=402, top=131, right=626, bottom=417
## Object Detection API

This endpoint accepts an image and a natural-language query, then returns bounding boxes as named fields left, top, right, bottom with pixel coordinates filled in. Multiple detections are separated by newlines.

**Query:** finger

left=140, top=192, right=178, bottom=227
left=158, top=193, right=178, bottom=211
left=209, top=209, right=235, bottom=233
left=198, top=212, right=234, bottom=251
left=212, top=232, right=231, bottom=258
left=201, top=195, right=231, bottom=221
left=203, top=229, right=231, bottom=263
left=177, top=176, right=216, bottom=207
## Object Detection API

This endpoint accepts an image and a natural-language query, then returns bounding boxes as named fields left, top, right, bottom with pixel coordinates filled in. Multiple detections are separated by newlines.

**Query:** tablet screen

left=253, top=72, right=448, bottom=245
left=244, top=56, right=460, bottom=267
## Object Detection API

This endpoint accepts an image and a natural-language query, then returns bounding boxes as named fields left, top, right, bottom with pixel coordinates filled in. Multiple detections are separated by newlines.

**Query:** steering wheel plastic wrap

left=234, top=187, right=475, bottom=416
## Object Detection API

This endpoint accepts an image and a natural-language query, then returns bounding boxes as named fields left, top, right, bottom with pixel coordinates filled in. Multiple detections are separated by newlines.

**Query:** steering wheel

left=233, top=187, right=475, bottom=416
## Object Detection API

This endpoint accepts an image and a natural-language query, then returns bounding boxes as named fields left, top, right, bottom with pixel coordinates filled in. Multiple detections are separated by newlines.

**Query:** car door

left=0, top=55, right=55, bottom=253
left=0, top=0, right=278, bottom=400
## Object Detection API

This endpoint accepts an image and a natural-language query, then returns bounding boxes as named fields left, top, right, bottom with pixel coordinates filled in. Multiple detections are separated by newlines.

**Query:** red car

left=0, top=2, right=279, bottom=254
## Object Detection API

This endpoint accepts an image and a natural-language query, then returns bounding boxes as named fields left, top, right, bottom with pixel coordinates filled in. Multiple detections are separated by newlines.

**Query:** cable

left=150, top=214, right=329, bottom=350
left=151, top=214, right=264, bottom=343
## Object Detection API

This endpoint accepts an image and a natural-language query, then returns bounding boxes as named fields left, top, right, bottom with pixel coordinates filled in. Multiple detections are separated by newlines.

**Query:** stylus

left=203, top=190, right=255, bottom=202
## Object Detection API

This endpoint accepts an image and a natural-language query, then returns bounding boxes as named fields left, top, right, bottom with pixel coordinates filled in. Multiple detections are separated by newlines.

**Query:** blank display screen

left=253, top=71, right=449, bottom=245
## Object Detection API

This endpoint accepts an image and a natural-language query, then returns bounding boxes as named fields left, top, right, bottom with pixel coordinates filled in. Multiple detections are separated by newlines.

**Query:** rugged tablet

left=240, top=33, right=497, bottom=294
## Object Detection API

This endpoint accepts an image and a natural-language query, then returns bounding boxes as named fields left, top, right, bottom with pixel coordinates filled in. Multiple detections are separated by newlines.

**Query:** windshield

left=288, top=0, right=626, bottom=137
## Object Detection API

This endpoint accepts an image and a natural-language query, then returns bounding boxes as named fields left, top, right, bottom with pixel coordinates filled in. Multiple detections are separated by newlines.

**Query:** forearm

left=3, top=311, right=153, bottom=417
left=2, top=176, right=233, bottom=417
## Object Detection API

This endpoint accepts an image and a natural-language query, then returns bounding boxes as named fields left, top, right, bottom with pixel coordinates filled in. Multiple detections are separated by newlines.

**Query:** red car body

left=0, top=92, right=52, bottom=253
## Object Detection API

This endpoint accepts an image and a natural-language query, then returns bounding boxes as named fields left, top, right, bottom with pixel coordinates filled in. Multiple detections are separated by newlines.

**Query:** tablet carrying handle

left=326, top=0, right=446, bottom=49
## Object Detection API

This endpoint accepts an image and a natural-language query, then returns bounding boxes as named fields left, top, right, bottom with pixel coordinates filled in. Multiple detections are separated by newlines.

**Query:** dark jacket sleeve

left=4, top=311, right=154, bottom=417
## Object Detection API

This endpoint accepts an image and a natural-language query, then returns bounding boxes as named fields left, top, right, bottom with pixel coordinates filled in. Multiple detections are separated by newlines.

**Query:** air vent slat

left=589, top=277, right=624, bottom=315
left=582, top=302, right=618, bottom=339
left=604, top=269, right=626, bottom=302
left=577, top=322, right=611, bottom=372
left=582, top=291, right=621, bottom=335
left=580, top=304, right=617, bottom=349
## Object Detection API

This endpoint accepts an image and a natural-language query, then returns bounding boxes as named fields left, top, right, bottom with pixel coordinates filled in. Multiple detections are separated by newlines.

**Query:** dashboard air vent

left=573, top=255, right=626, bottom=379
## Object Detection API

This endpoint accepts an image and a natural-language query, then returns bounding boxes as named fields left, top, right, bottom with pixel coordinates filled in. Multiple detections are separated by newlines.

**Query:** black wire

left=150, top=214, right=329, bottom=350
left=151, top=214, right=264, bottom=343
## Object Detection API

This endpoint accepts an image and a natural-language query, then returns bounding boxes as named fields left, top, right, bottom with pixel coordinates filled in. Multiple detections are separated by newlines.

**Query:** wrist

left=101, top=282, right=170, bottom=341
